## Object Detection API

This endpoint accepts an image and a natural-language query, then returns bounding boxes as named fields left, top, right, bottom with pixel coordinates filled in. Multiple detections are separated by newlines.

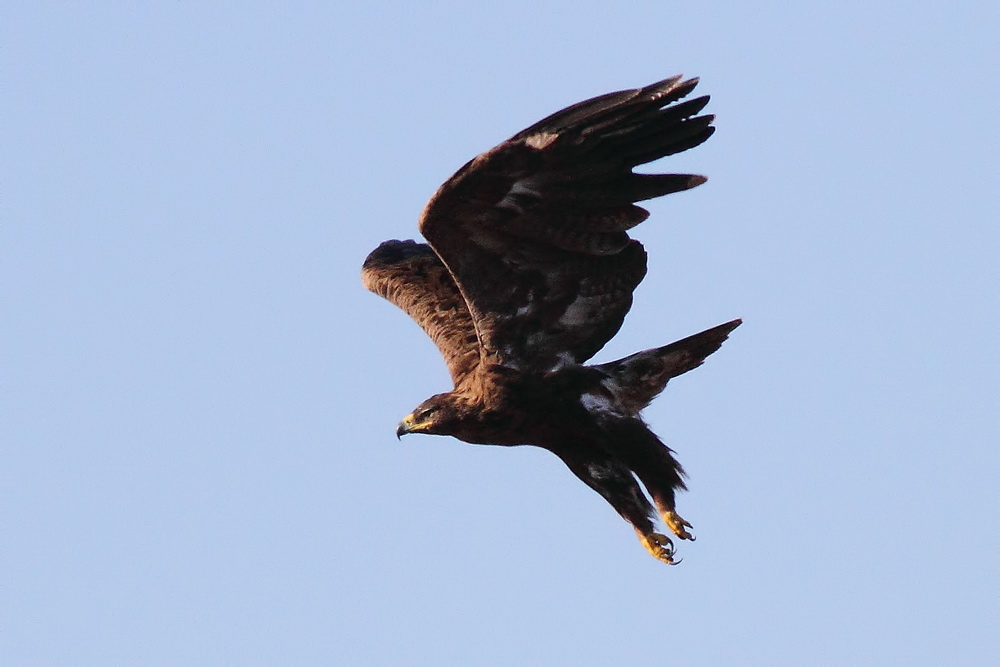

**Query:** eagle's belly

left=451, top=392, right=589, bottom=447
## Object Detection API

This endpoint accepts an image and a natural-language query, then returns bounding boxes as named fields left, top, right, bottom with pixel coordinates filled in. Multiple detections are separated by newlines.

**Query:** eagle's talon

left=663, top=510, right=695, bottom=541
left=639, top=531, right=680, bottom=565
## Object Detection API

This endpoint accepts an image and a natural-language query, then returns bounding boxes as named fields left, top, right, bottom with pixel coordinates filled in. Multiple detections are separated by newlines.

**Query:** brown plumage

left=362, top=75, right=740, bottom=564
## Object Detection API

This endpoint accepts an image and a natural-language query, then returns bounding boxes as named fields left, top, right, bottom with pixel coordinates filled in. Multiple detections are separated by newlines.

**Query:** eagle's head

left=396, top=393, right=463, bottom=439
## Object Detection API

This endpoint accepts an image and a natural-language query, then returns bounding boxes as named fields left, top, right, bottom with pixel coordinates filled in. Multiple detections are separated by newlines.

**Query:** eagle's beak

left=396, top=414, right=415, bottom=439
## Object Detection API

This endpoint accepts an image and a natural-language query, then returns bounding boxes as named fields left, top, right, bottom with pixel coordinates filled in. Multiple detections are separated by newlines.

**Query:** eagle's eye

left=416, top=405, right=440, bottom=423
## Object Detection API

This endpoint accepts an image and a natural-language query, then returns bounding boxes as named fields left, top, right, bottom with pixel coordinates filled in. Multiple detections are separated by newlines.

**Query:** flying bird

left=362, top=74, right=740, bottom=564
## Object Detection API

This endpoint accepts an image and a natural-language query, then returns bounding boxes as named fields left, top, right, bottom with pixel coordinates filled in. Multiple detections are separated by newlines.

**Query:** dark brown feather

left=419, top=76, right=714, bottom=372
left=592, top=319, right=743, bottom=415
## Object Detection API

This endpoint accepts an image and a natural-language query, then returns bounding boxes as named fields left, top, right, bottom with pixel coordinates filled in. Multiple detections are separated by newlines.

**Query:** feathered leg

left=552, top=445, right=682, bottom=565
left=601, top=419, right=696, bottom=544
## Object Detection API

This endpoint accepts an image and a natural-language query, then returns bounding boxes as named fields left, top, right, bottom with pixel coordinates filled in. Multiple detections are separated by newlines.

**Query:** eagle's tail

left=590, top=318, right=741, bottom=415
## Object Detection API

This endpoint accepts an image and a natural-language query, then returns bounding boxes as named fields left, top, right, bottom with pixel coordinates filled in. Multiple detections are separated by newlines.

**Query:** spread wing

left=361, top=240, right=481, bottom=388
left=419, top=75, right=714, bottom=372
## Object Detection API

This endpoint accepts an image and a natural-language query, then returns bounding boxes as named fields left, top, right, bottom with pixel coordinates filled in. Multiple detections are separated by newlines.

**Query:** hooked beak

left=396, top=412, right=435, bottom=439
left=396, top=413, right=416, bottom=440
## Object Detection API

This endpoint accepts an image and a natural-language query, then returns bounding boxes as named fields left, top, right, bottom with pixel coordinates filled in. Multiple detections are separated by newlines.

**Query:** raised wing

left=419, top=75, right=714, bottom=372
left=362, top=240, right=481, bottom=388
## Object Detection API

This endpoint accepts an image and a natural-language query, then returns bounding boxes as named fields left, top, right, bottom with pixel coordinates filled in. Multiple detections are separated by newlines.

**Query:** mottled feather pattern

left=361, top=240, right=480, bottom=387
left=482, top=241, right=647, bottom=368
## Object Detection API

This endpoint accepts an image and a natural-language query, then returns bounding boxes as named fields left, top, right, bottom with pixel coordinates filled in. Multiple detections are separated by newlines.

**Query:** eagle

left=362, top=74, right=740, bottom=565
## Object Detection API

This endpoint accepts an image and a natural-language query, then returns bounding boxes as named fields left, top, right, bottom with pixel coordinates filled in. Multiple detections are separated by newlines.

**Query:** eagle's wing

left=362, top=240, right=481, bottom=388
left=419, top=75, right=714, bottom=372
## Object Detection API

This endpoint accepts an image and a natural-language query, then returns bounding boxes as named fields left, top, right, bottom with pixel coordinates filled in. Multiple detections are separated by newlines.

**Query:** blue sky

left=4, top=3, right=999, bottom=665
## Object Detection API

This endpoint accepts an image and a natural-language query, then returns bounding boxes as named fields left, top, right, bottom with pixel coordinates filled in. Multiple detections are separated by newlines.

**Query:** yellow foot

left=638, top=531, right=679, bottom=565
left=662, top=509, right=695, bottom=541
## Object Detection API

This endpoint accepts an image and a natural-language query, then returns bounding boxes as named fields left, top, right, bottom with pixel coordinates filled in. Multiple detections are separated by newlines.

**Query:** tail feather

left=591, top=318, right=741, bottom=415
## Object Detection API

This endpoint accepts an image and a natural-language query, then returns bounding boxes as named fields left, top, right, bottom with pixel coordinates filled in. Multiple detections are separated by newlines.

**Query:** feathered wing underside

left=419, top=75, right=715, bottom=372
left=361, top=240, right=480, bottom=388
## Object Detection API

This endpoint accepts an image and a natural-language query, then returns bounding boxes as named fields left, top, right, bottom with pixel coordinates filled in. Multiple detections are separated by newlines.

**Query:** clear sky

left=4, top=3, right=999, bottom=665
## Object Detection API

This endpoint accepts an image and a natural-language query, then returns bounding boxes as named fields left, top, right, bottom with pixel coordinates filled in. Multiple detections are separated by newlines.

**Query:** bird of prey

left=362, top=74, right=740, bottom=564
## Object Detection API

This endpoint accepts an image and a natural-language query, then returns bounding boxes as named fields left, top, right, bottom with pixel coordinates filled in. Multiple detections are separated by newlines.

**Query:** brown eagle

left=362, top=75, right=740, bottom=564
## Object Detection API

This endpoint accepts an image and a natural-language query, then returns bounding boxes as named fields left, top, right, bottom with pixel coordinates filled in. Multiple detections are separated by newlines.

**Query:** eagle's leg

left=661, top=508, right=695, bottom=541
left=555, top=449, right=685, bottom=565
left=636, top=528, right=680, bottom=565
left=603, top=420, right=696, bottom=544
left=648, top=489, right=695, bottom=541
